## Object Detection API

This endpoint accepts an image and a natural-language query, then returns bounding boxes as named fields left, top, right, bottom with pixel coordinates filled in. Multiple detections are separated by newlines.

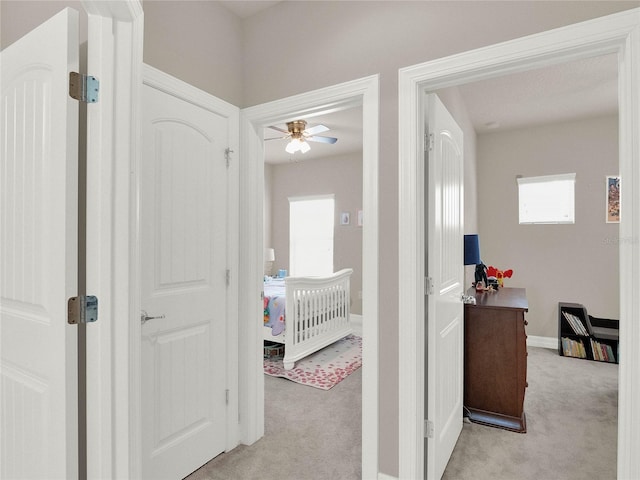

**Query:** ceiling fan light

left=285, top=138, right=300, bottom=154
left=299, top=140, right=311, bottom=153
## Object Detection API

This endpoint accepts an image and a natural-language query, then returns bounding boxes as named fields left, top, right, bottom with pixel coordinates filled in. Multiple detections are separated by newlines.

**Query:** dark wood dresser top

left=467, top=287, right=528, bottom=312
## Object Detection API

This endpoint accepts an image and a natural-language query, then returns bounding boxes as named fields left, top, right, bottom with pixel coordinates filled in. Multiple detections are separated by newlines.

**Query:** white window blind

left=517, top=173, right=576, bottom=224
left=289, top=195, right=334, bottom=276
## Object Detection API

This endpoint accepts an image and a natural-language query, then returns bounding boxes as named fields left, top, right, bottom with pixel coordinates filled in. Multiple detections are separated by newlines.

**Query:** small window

left=517, top=173, right=576, bottom=224
left=289, top=195, right=334, bottom=276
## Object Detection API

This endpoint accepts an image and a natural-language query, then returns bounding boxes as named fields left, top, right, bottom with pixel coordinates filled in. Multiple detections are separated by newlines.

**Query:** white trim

left=240, top=75, right=380, bottom=479
left=83, top=1, right=143, bottom=478
left=399, top=8, right=640, bottom=480
left=527, top=336, right=558, bottom=350
left=351, top=313, right=363, bottom=338
left=378, top=474, right=398, bottom=480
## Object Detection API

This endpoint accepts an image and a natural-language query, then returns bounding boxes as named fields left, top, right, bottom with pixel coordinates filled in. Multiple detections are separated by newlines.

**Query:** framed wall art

left=606, top=175, right=620, bottom=223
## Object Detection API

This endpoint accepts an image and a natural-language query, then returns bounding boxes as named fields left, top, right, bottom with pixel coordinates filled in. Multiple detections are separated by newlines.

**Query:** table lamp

left=464, top=234, right=487, bottom=290
left=264, top=248, right=275, bottom=276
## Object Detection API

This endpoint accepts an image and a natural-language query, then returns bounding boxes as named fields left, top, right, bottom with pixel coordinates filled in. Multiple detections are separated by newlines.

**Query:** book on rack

left=562, top=311, right=589, bottom=336
left=590, top=337, right=616, bottom=363
left=562, top=337, right=586, bottom=358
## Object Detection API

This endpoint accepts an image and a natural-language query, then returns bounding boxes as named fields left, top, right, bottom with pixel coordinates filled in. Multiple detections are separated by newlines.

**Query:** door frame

left=83, top=0, right=144, bottom=478
left=398, top=8, right=640, bottom=480
left=239, top=75, right=380, bottom=479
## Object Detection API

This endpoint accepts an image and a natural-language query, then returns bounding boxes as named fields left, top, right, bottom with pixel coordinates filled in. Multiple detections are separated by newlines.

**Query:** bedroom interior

left=259, top=103, right=366, bottom=463
left=1, top=2, right=637, bottom=480
left=398, top=27, right=625, bottom=476
left=262, top=104, right=365, bottom=363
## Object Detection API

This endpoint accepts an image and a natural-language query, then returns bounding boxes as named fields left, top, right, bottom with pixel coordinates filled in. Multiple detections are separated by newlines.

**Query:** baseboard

left=351, top=313, right=363, bottom=337
left=378, top=473, right=397, bottom=480
left=527, top=335, right=557, bottom=349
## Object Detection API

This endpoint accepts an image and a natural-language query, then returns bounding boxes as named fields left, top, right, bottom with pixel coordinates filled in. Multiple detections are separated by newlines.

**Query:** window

left=289, top=195, right=334, bottom=276
left=517, top=173, right=576, bottom=224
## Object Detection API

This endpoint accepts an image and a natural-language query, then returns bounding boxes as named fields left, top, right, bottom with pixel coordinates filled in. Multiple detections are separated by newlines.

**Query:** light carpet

left=187, top=346, right=616, bottom=480
left=443, top=346, right=618, bottom=480
left=263, top=334, right=362, bottom=390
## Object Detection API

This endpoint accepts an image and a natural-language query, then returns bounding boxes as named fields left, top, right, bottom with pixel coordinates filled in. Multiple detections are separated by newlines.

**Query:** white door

left=140, top=72, right=231, bottom=479
left=425, top=93, right=464, bottom=479
left=0, top=8, right=79, bottom=479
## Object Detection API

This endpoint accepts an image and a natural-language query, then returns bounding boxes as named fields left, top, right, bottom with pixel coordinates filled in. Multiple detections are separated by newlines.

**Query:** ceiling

left=263, top=107, right=364, bottom=165
left=456, top=53, right=618, bottom=134
left=217, top=3, right=618, bottom=165
left=219, top=1, right=281, bottom=19
left=262, top=53, right=617, bottom=164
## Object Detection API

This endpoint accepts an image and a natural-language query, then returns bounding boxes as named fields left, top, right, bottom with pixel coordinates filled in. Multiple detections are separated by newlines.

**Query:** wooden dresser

left=464, top=287, right=528, bottom=433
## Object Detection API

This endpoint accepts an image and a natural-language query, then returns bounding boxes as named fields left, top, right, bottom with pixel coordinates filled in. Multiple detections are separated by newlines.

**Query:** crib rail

left=282, top=268, right=353, bottom=369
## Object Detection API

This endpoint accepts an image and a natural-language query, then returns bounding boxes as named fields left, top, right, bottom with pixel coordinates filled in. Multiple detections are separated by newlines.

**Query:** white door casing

left=425, top=94, right=464, bottom=480
left=82, top=1, right=145, bottom=478
left=0, top=8, right=79, bottom=479
left=399, top=8, right=640, bottom=480
left=239, top=75, right=379, bottom=478
left=140, top=66, right=237, bottom=479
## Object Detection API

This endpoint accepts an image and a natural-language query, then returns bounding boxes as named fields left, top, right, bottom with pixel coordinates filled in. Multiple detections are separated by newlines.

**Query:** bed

left=263, top=268, right=353, bottom=370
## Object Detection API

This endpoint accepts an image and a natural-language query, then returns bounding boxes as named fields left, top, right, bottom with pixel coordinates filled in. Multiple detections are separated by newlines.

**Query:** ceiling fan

left=266, top=120, right=338, bottom=154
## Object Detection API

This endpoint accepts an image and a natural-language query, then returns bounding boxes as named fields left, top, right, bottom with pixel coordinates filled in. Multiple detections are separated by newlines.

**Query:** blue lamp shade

left=464, top=234, right=481, bottom=266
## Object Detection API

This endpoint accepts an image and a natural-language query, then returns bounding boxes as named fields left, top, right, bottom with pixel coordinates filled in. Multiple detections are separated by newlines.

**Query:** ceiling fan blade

left=267, top=125, right=289, bottom=134
left=264, top=136, right=289, bottom=141
left=304, top=124, right=330, bottom=136
left=307, top=135, right=338, bottom=144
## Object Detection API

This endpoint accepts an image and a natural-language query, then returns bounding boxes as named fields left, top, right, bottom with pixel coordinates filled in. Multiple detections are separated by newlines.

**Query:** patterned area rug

left=263, top=334, right=362, bottom=390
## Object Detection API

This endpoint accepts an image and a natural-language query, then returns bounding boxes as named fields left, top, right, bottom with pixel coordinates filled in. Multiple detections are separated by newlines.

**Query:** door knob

left=141, top=310, right=165, bottom=325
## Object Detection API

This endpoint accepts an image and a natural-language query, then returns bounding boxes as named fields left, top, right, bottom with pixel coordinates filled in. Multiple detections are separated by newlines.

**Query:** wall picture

left=606, top=175, right=620, bottom=223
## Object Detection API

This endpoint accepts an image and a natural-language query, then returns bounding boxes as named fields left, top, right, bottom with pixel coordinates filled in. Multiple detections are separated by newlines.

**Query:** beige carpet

left=443, top=346, right=618, bottom=480
left=187, top=369, right=361, bottom=480
left=187, top=346, right=617, bottom=480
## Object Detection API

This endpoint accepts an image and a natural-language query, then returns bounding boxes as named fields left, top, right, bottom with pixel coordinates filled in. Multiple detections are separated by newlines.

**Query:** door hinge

left=67, top=295, right=98, bottom=324
left=425, top=276, right=434, bottom=296
left=69, top=72, right=99, bottom=103
left=225, top=148, right=234, bottom=167
left=425, top=131, right=434, bottom=152
left=226, top=269, right=231, bottom=287
left=425, top=420, right=434, bottom=438
left=225, top=389, right=230, bottom=405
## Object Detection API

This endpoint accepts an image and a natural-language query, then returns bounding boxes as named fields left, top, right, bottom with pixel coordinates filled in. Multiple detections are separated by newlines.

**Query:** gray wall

left=477, top=115, right=620, bottom=339
left=142, top=0, right=244, bottom=106
left=266, top=153, right=364, bottom=315
left=3, top=1, right=636, bottom=476
left=1, top=1, right=87, bottom=48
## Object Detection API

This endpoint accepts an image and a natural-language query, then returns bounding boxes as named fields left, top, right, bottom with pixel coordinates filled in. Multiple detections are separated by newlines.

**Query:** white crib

left=263, top=268, right=353, bottom=370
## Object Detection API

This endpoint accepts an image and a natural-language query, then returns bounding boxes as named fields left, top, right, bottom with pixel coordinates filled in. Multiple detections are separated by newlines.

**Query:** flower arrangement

left=487, top=266, right=513, bottom=288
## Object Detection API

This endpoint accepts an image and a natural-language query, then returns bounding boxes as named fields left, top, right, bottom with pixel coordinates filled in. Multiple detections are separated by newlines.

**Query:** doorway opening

left=398, top=9, right=640, bottom=479
left=239, top=75, right=380, bottom=478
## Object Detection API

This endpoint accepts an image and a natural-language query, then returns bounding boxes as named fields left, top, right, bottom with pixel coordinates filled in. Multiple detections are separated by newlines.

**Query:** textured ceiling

left=219, top=1, right=281, bottom=19
left=456, top=53, right=618, bottom=134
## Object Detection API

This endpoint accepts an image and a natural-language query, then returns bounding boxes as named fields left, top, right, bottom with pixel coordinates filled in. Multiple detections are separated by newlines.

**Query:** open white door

left=140, top=67, right=234, bottom=479
left=425, top=94, right=464, bottom=479
left=0, top=8, right=79, bottom=479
